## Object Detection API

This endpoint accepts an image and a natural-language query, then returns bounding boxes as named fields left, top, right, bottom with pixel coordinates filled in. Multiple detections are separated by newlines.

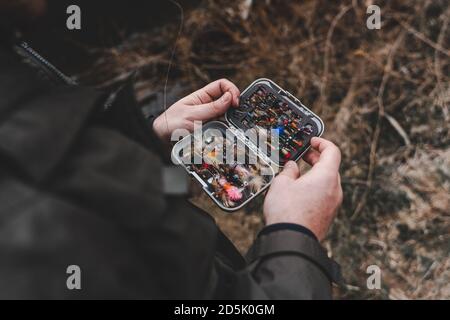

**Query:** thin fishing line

left=163, top=0, right=184, bottom=138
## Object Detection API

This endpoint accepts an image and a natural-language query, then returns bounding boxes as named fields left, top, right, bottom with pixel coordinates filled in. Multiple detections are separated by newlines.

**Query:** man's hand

left=153, top=79, right=240, bottom=141
left=263, top=137, right=343, bottom=241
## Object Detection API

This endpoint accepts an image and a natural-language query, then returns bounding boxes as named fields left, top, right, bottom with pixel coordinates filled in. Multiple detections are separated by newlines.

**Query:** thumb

left=278, top=161, right=300, bottom=180
left=194, top=91, right=232, bottom=120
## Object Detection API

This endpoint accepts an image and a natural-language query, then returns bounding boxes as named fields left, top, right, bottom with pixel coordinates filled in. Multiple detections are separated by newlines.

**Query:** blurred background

left=17, top=0, right=449, bottom=299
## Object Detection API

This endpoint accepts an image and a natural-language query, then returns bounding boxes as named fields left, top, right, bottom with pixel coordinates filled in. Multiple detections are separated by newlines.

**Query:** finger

left=189, top=79, right=240, bottom=106
left=278, top=160, right=300, bottom=180
left=191, top=92, right=233, bottom=120
left=208, top=79, right=239, bottom=106
left=310, top=137, right=341, bottom=172
left=302, top=148, right=320, bottom=166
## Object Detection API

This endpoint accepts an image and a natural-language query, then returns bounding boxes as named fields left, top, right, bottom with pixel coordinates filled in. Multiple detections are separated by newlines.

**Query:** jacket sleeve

left=121, top=84, right=344, bottom=299
left=228, top=229, right=342, bottom=300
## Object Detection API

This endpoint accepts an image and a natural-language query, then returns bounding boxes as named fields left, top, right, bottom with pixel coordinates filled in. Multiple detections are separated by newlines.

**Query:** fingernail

left=285, top=161, right=295, bottom=168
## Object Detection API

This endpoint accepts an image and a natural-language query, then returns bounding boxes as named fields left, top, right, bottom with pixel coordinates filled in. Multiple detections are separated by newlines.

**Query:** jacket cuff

left=246, top=229, right=343, bottom=285
left=258, top=223, right=318, bottom=242
left=98, top=75, right=172, bottom=163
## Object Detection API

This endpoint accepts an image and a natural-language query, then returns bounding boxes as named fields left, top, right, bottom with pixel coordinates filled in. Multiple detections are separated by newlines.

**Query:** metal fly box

left=172, top=78, right=324, bottom=212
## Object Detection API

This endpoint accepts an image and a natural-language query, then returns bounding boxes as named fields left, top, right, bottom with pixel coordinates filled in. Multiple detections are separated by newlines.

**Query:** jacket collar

left=0, top=47, right=101, bottom=182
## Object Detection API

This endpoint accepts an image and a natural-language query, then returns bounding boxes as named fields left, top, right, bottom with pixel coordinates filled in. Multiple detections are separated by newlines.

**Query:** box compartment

left=226, top=78, right=324, bottom=166
left=172, top=121, right=276, bottom=212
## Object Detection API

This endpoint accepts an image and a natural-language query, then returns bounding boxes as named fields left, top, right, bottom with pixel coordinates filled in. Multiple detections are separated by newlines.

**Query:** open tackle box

left=172, top=78, right=325, bottom=212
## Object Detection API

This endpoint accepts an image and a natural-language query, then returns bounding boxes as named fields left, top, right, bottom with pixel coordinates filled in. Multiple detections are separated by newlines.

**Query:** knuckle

left=330, top=144, right=341, bottom=159
left=273, top=174, right=290, bottom=185
left=337, top=187, right=344, bottom=204
left=183, top=119, right=194, bottom=132
left=333, top=181, right=344, bottom=205
left=336, top=146, right=342, bottom=161
left=334, top=145, right=342, bottom=157
left=335, top=176, right=343, bottom=192
left=211, top=101, right=222, bottom=115
left=323, top=173, right=342, bottom=202
left=183, top=111, right=196, bottom=122
left=193, top=92, right=204, bottom=104
left=322, top=169, right=337, bottom=181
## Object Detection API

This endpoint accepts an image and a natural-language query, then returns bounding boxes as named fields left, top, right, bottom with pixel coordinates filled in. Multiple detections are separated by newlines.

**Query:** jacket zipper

left=15, top=42, right=77, bottom=86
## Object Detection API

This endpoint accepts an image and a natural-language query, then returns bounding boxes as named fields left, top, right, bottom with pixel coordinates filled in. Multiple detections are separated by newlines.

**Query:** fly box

left=172, top=78, right=324, bottom=212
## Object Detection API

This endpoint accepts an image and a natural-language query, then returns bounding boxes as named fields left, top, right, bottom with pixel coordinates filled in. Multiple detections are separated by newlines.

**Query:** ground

left=34, top=0, right=449, bottom=299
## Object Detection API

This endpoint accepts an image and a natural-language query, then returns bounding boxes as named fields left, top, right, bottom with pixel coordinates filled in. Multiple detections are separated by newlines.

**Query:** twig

left=354, top=50, right=420, bottom=85
left=320, top=5, right=352, bottom=105
left=163, top=0, right=185, bottom=137
left=384, top=112, right=411, bottom=146
left=396, top=19, right=450, bottom=58
left=433, top=8, right=450, bottom=121
left=351, top=30, right=407, bottom=220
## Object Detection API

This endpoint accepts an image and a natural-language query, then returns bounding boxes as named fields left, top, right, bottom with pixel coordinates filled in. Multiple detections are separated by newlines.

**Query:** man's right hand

left=263, top=137, right=343, bottom=241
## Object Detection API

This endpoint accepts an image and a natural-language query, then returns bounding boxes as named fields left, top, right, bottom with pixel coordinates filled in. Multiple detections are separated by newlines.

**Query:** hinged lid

left=228, top=125, right=275, bottom=169
left=225, top=78, right=324, bottom=167
left=171, top=120, right=276, bottom=212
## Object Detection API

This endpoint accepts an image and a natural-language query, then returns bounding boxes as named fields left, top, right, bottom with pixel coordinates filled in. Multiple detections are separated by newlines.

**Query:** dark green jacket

left=0, top=43, right=341, bottom=299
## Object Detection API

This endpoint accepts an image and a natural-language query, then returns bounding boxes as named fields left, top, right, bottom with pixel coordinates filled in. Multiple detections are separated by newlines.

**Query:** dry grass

left=68, top=0, right=449, bottom=299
